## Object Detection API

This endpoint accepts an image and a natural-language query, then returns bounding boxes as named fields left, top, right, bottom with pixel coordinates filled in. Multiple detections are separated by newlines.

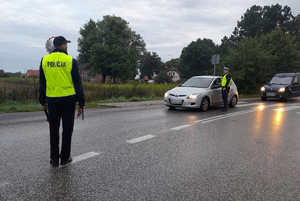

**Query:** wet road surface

left=1, top=98, right=300, bottom=200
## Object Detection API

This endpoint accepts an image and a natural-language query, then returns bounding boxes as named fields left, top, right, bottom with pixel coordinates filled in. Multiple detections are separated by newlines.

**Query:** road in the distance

left=1, top=98, right=300, bottom=200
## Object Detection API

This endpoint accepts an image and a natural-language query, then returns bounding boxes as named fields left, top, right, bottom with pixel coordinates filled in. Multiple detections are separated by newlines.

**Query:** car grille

left=169, top=94, right=186, bottom=97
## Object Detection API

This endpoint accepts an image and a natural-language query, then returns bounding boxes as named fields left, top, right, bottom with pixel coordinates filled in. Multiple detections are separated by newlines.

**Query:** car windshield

left=270, top=76, right=293, bottom=85
left=181, top=77, right=213, bottom=88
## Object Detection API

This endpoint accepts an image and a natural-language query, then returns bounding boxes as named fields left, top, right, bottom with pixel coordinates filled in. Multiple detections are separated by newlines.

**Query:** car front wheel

left=285, top=92, right=291, bottom=102
left=200, top=97, right=209, bottom=111
left=229, top=95, right=238, bottom=107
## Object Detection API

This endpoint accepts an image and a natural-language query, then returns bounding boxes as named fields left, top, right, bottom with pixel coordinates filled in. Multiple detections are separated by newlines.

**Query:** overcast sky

left=0, top=0, right=299, bottom=73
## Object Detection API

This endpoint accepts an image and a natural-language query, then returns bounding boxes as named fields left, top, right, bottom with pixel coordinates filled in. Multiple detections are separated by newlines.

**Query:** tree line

left=76, top=4, right=300, bottom=94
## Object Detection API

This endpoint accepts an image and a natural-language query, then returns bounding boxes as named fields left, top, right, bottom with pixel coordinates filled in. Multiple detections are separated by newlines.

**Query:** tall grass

left=0, top=78, right=177, bottom=112
left=83, top=82, right=177, bottom=102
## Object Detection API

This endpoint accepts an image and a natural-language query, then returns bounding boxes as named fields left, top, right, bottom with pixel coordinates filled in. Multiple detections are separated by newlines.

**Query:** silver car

left=164, top=76, right=238, bottom=111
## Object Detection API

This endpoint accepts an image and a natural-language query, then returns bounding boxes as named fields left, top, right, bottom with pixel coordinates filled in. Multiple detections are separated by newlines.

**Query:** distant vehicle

left=261, top=73, right=300, bottom=102
left=164, top=76, right=239, bottom=111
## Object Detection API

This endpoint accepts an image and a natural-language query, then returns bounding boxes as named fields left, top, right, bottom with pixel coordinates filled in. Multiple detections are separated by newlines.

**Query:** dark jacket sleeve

left=39, top=58, right=46, bottom=105
left=225, top=74, right=232, bottom=88
left=71, top=59, right=85, bottom=107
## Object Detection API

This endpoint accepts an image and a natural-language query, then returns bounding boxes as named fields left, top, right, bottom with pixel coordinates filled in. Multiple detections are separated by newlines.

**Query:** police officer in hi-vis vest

left=39, top=36, right=85, bottom=167
left=221, top=67, right=232, bottom=112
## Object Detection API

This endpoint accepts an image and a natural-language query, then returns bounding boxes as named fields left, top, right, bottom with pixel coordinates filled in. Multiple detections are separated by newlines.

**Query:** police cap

left=53, top=36, right=71, bottom=47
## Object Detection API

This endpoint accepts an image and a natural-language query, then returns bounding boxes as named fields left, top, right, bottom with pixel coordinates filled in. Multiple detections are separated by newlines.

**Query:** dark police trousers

left=48, top=102, right=76, bottom=161
left=222, top=87, right=230, bottom=109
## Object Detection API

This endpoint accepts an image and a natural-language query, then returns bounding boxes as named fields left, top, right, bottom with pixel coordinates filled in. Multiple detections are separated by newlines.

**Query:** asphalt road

left=1, top=98, right=300, bottom=200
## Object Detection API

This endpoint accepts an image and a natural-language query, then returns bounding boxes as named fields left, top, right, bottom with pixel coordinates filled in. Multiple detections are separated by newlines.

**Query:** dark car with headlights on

left=164, top=76, right=239, bottom=111
left=261, top=73, right=300, bottom=101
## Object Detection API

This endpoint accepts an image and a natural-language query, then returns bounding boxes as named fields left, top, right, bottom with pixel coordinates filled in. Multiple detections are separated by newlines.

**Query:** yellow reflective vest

left=42, top=52, right=76, bottom=97
left=221, top=72, right=232, bottom=87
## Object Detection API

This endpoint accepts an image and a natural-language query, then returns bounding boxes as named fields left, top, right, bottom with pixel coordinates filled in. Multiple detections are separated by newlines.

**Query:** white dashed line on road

left=127, top=135, right=156, bottom=144
left=273, top=106, right=300, bottom=112
left=171, top=125, right=191, bottom=130
left=196, top=109, right=256, bottom=123
left=71, top=151, right=101, bottom=164
left=196, top=104, right=279, bottom=124
left=236, top=102, right=259, bottom=107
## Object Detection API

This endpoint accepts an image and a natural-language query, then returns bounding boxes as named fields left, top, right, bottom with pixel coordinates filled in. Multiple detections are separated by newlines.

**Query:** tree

left=165, top=58, right=180, bottom=70
left=222, top=37, right=269, bottom=94
left=260, top=28, right=300, bottom=74
left=228, top=4, right=299, bottom=42
left=0, top=69, right=6, bottom=78
left=154, top=71, right=172, bottom=84
left=179, top=38, right=217, bottom=79
left=222, top=29, right=300, bottom=94
left=139, top=52, right=164, bottom=79
left=77, top=19, right=97, bottom=64
left=77, top=15, right=146, bottom=83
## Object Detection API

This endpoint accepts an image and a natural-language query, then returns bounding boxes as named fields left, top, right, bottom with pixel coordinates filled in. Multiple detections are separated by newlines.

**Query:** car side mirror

left=212, top=84, right=220, bottom=89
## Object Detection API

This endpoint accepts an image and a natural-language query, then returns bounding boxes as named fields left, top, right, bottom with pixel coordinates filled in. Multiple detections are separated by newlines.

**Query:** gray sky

left=0, top=0, right=299, bottom=73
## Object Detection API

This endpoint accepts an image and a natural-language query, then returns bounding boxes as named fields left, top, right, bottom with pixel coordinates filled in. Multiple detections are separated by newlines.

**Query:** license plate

left=267, top=92, right=276, bottom=97
left=169, top=98, right=183, bottom=105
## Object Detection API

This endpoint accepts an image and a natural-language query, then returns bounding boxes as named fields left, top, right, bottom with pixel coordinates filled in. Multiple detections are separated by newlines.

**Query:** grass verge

left=0, top=94, right=259, bottom=113
left=0, top=96, right=163, bottom=113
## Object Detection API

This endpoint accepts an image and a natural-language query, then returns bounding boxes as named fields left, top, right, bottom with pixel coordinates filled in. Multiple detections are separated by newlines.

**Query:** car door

left=290, top=76, right=300, bottom=97
left=210, top=78, right=222, bottom=105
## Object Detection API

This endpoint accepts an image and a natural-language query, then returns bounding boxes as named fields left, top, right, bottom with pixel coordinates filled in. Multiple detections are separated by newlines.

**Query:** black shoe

left=220, top=108, right=227, bottom=112
left=50, top=159, right=59, bottom=167
left=61, top=157, right=73, bottom=166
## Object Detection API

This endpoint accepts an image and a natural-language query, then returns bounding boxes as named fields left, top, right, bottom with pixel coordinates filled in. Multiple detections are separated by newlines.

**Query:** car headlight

left=164, top=92, right=169, bottom=98
left=261, top=87, right=265, bottom=92
left=187, top=94, right=198, bottom=99
left=278, top=87, right=285, bottom=92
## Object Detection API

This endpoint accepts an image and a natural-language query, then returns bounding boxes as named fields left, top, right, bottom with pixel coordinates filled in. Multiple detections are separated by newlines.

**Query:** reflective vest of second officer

left=221, top=67, right=232, bottom=111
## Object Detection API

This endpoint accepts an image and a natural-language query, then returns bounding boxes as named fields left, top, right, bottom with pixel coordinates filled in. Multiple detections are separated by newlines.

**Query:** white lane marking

left=127, top=135, right=156, bottom=144
left=236, top=103, right=262, bottom=107
left=72, top=152, right=101, bottom=164
left=273, top=106, right=300, bottom=112
left=237, top=101, right=248, bottom=104
left=196, top=104, right=279, bottom=124
left=297, top=112, right=300, bottom=114
left=171, top=125, right=191, bottom=130
left=198, top=110, right=256, bottom=123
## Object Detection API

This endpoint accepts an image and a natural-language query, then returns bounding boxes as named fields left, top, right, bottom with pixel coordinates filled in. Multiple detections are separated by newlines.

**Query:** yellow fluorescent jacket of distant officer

left=42, top=52, right=76, bottom=97
left=221, top=72, right=232, bottom=87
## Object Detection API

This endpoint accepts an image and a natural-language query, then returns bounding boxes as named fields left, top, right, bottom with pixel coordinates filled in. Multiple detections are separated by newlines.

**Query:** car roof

left=191, top=75, right=222, bottom=79
left=275, top=73, right=300, bottom=77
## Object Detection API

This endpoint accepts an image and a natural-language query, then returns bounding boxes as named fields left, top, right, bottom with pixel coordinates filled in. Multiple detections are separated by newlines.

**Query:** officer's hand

left=78, top=106, right=85, bottom=112
left=40, top=104, right=46, bottom=111
left=77, top=106, right=85, bottom=116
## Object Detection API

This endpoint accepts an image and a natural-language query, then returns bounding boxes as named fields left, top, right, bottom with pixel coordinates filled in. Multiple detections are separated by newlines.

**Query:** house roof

left=27, top=70, right=39, bottom=76
left=140, top=76, right=149, bottom=81
left=167, top=67, right=182, bottom=76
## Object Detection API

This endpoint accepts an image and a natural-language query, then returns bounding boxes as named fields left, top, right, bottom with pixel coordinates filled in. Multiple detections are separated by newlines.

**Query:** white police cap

left=223, top=67, right=230, bottom=71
